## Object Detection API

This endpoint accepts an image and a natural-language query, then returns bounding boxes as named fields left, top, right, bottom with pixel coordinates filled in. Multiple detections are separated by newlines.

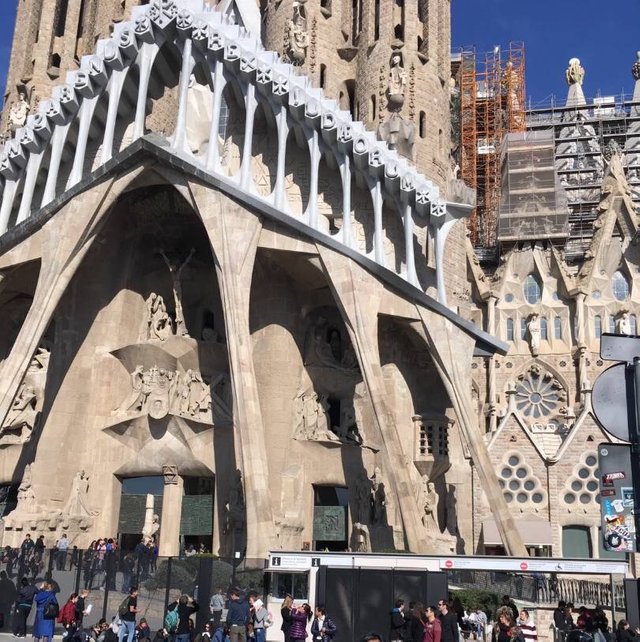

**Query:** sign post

left=593, top=334, right=640, bottom=553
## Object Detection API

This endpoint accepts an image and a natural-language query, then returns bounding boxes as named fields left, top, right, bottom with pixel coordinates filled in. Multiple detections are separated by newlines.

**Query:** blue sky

left=0, top=2, right=638, bottom=109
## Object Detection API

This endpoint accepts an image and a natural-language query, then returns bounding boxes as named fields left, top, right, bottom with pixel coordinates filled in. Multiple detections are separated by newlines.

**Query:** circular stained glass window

left=532, top=493, right=543, bottom=504
left=524, top=480, right=535, bottom=491
left=505, top=293, right=514, bottom=303
left=517, top=493, right=528, bottom=503
left=580, top=494, right=591, bottom=505
left=516, top=468, right=527, bottom=479
left=502, top=468, right=512, bottom=478
left=565, top=493, right=575, bottom=504
left=587, top=481, right=598, bottom=492
left=498, top=479, right=505, bottom=488
left=508, top=456, right=520, bottom=466
left=509, top=480, right=519, bottom=491
left=504, top=492, right=513, bottom=502
left=578, top=468, right=589, bottom=479
left=585, top=455, right=597, bottom=466
left=571, top=480, right=581, bottom=491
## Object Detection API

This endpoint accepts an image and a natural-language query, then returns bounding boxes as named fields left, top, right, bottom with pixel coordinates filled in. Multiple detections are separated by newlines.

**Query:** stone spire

left=565, top=57, right=586, bottom=108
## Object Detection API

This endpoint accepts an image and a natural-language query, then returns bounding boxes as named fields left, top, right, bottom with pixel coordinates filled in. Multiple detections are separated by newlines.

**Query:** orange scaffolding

left=458, top=42, right=526, bottom=247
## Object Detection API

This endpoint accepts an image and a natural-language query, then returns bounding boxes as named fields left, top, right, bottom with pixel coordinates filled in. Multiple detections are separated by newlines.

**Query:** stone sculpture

left=28, top=346, right=50, bottom=372
left=445, top=484, right=458, bottom=536
left=377, top=113, right=415, bottom=158
left=142, top=494, right=160, bottom=542
left=387, top=51, right=407, bottom=110
left=293, top=389, right=341, bottom=442
left=9, top=93, right=30, bottom=130
left=370, top=466, right=387, bottom=525
left=225, top=469, right=245, bottom=535
left=420, top=476, right=438, bottom=532
left=527, top=313, right=541, bottom=356
left=141, top=293, right=173, bottom=341
left=633, top=52, right=640, bottom=82
left=355, top=470, right=372, bottom=523
left=352, top=522, right=371, bottom=552
left=1, top=384, right=38, bottom=445
left=285, top=0, right=309, bottom=64
left=160, top=248, right=195, bottom=337
left=64, top=470, right=97, bottom=517
left=304, top=316, right=359, bottom=372
left=565, top=58, right=585, bottom=86
left=16, top=465, right=38, bottom=515
left=617, top=311, right=632, bottom=336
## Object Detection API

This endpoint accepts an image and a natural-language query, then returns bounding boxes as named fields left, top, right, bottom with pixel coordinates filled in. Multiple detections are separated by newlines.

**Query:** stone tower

left=262, top=0, right=452, bottom=191
left=1, top=0, right=149, bottom=135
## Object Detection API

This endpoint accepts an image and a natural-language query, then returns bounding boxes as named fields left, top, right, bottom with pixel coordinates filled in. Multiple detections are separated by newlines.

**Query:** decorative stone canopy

left=0, top=0, right=470, bottom=306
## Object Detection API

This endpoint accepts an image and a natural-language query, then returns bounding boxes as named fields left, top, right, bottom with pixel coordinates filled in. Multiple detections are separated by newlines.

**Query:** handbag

left=43, top=598, right=59, bottom=620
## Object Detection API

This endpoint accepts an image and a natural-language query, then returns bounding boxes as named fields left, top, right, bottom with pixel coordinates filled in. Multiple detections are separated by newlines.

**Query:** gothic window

left=393, top=0, right=405, bottom=42
left=520, top=318, right=527, bottom=340
left=55, top=0, right=69, bottom=38
left=594, top=315, right=602, bottom=338
left=415, top=418, right=449, bottom=459
left=523, top=274, right=541, bottom=304
left=554, top=316, right=562, bottom=339
left=612, top=270, right=630, bottom=301
left=506, top=318, right=514, bottom=341
left=540, top=317, right=548, bottom=340
left=563, top=453, right=600, bottom=507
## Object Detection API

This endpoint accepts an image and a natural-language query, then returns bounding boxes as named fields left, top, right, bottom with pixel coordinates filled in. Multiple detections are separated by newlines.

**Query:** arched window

left=562, top=525, right=592, bottom=558
left=523, top=274, right=541, bottom=304
left=554, top=316, right=562, bottom=340
left=374, top=0, right=380, bottom=40
left=594, top=315, right=602, bottom=338
left=632, top=315, right=638, bottom=335
left=520, top=318, right=527, bottom=340
left=612, top=270, right=630, bottom=301
left=609, top=315, right=616, bottom=333
left=506, top=318, right=514, bottom=341
left=540, top=317, right=548, bottom=340
left=419, top=111, right=426, bottom=139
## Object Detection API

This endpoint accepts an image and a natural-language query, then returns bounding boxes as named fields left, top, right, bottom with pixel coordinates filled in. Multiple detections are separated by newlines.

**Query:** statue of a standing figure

left=527, top=313, right=541, bottom=356
left=617, top=311, right=632, bottom=336
left=16, top=465, right=38, bottom=514
left=565, top=58, right=585, bottom=86
left=9, top=93, right=30, bottom=131
left=65, top=470, right=91, bottom=516
left=370, top=467, right=387, bottom=525
left=387, top=51, right=407, bottom=110
left=355, top=471, right=372, bottom=524
left=161, top=248, right=195, bottom=337
left=285, top=0, right=309, bottom=64
left=420, top=476, right=439, bottom=532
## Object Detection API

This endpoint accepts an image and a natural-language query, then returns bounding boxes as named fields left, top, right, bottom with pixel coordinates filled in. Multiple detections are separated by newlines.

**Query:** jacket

left=16, top=584, right=37, bottom=608
left=425, top=619, right=442, bottom=642
left=281, top=606, right=293, bottom=634
left=439, top=611, right=459, bottom=642
left=167, top=600, right=199, bottom=635
left=311, top=616, right=336, bottom=642
left=227, top=599, right=250, bottom=627
left=58, top=601, right=77, bottom=626
left=390, top=609, right=406, bottom=640
left=289, top=609, right=309, bottom=640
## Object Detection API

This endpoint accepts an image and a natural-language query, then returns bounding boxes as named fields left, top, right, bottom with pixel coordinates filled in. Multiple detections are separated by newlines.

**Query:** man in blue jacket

left=227, top=589, right=250, bottom=642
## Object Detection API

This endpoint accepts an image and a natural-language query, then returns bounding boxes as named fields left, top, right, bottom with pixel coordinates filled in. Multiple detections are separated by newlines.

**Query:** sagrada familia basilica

left=0, top=0, right=635, bottom=562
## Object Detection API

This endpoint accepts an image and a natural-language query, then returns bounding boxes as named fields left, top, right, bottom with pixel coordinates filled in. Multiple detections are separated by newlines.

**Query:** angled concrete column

left=316, top=246, right=430, bottom=553
left=0, top=170, right=143, bottom=429
left=158, top=466, right=183, bottom=557
left=412, top=307, right=528, bottom=557
left=188, top=181, right=274, bottom=560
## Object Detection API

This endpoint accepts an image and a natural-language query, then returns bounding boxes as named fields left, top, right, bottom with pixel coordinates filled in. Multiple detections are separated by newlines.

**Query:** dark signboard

left=313, top=506, right=346, bottom=541
left=598, top=443, right=635, bottom=552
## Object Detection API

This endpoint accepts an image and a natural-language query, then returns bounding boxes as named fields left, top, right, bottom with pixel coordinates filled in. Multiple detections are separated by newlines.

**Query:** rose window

left=514, top=365, right=566, bottom=420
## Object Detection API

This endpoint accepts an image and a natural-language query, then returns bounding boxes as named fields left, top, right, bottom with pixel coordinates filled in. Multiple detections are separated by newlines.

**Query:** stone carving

left=377, top=113, right=415, bottom=159
left=28, top=346, right=50, bottom=372
left=633, top=52, right=640, bottom=82
left=15, top=465, right=37, bottom=515
left=355, top=470, right=372, bottom=523
left=334, top=399, right=363, bottom=444
left=9, top=93, right=30, bottom=131
left=351, top=522, right=370, bottom=552
left=141, top=293, right=173, bottom=341
left=370, top=466, right=387, bottom=525
left=63, top=470, right=97, bottom=517
left=163, top=464, right=178, bottom=485
left=387, top=51, right=407, bottom=110
left=565, top=58, right=585, bottom=86
left=420, top=476, right=438, bottom=532
left=284, top=0, right=309, bottom=65
left=513, top=365, right=567, bottom=423
left=224, top=469, right=245, bottom=535
left=304, top=316, right=359, bottom=373
left=527, top=313, right=541, bottom=356
left=160, top=248, right=195, bottom=337
left=293, top=389, right=341, bottom=442
left=115, top=365, right=215, bottom=422
left=142, top=494, right=160, bottom=542
left=1, top=383, right=38, bottom=445
left=617, top=310, right=632, bottom=336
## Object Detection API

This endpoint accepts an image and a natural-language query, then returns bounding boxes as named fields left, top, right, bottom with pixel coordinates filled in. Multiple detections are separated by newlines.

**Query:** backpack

left=164, top=605, right=179, bottom=632
left=118, top=598, right=130, bottom=618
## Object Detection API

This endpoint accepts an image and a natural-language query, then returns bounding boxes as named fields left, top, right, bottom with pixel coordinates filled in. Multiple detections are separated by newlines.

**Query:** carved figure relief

left=160, top=248, right=195, bottom=337
left=370, top=466, right=388, bottom=526
left=114, top=365, right=216, bottom=422
left=377, top=113, right=415, bottom=159
left=140, top=293, right=173, bottom=341
left=351, top=522, right=371, bottom=552
left=303, top=315, right=359, bottom=373
left=387, top=51, right=407, bottom=110
left=420, top=476, right=439, bottom=532
left=293, top=389, right=341, bottom=442
left=617, top=310, right=632, bottom=336
left=284, top=0, right=309, bottom=64
left=9, top=93, right=30, bottom=131
left=63, top=470, right=96, bottom=517
left=355, top=471, right=372, bottom=523
left=527, top=313, right=541, bottom=356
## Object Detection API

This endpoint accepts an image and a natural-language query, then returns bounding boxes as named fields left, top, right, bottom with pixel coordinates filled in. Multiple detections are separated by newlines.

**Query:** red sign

left=444, top=559, right=453, bottom=569
left=520, top=562, right=528, bottom=571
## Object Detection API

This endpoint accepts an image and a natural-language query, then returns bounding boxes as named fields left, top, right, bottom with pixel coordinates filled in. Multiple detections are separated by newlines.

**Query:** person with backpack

left=166, top=594, right=200, bottom=642
left=33, top=582, right=58, bottom=642
left=118, top=586, right=140, bottom=642
left=310, top=605, right=337, bottom=642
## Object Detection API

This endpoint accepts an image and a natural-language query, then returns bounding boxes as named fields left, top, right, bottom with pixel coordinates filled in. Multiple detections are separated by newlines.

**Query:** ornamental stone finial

left=565, top=57, right=585, bottom=86
left=633, top=51, right=640, bottom=81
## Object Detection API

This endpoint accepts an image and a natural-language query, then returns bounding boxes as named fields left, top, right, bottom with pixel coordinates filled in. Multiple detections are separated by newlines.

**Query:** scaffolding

left=458, top=42, right=526, bottom=247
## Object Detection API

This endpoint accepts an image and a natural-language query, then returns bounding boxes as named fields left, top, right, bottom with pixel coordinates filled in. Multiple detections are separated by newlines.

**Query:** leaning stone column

left=159, top=465, right=183, bottom=557
left=188, top=182, right=274, bottom=561
left=317, top=246, right=430, bottom=553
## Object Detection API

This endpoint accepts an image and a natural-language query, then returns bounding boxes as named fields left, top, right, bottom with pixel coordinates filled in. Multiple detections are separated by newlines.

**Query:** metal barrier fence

left=0, top=548, right=265, bottom=634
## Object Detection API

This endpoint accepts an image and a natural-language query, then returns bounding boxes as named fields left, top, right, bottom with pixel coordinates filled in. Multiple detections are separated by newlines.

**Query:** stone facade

left=0, top=0, right=524, bottom=560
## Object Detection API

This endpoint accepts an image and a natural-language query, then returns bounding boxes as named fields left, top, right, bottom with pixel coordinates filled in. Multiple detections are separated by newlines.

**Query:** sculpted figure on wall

left=293, top=389, right=340, bottom=442
left=565, top=58, right=585, bottom=86
left=351, top=522, right=371, bottom=552
left=224, top=469, right=246, bottom=535
left=633, top=52, right=640, bottom=82
left=1, top=384, right=38, bottom=444
left=9, top=93, right=30, bottom=130
left=420, top=476, right=439, bottom=532
left=160, top=248, right=195, bottom=337
left=355, top=471, right=372, bottom=523
left=617, top=311, right=632, bottom=336
left=527, top=313, right=541, bottom=356
left=141, top=293, right=173, bottom=341
left=304, top=316, right=360, bottom=373
left=285, top=0, right=309, bottom=64
left=387, top=51, right=407, bottom=110
left=370, top=466, right=387, bottom=525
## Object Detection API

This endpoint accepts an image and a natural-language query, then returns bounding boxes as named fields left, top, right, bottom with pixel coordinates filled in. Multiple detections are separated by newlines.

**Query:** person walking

left=390, top=599, right=407, bottom=642
left=438, top=599, right=459, bottom=642
left=425, top=606, right=442, bottom=642
left=310, top=605, right=336, bottom=642
left=13, top=577, right=37, bottom=637
left=33, top=582, right=58, bottom=642
left=209, top=589, right=225, bottom=630
left=227, top=589, right=250, bottom=642
left=289, top=604, right=312, bottom=642
left=56, top=534, right=70, bottom=571
left=58, top=593, right=80, bottom=641
left=281, top=595, right=294, bottom=642
left=518, top=611, right=537, bottom=642
left=166, top=594, right=200, bottom=642
left=118, top=586, right=140, bottom=642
